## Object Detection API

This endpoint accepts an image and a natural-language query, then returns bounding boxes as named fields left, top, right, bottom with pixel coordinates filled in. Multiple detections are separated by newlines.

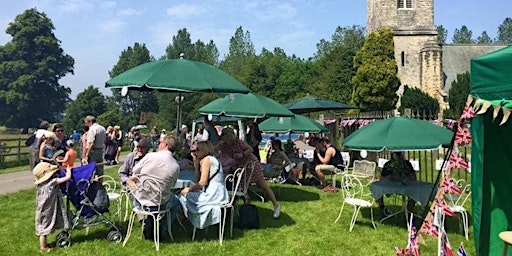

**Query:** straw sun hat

left=33, top=162, right=60, bottom=185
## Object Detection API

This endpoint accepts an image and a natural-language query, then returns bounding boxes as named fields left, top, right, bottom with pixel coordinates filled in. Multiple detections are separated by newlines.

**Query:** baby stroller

left=104, top=137, right=117, bottom=164
left=57, top=163, right=122, bottom=247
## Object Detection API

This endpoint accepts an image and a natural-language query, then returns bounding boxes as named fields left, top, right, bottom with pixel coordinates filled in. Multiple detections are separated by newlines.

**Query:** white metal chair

left=123, top=176, right=174, bottom=251
left=228, top=161, right=264, bottom=203
left=445, top=184, right=471, bottom=240
left=334, top=173, right=376, bottom=232
left=333, top=152, right=351, bottom=187
left=192, top=167, right=245, bottom=245
left=97, top=175, right=122, bottom=220
left=351, top=160, right=377, bottom=185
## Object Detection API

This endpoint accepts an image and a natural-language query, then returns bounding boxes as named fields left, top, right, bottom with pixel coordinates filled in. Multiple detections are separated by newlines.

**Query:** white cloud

left=58, top=0, right=93, bottom=12
left=97, top=19, right=126, bottom=33
left=118, top=8, right=139, bottom=16
left=100, top=0, right=116, bottom=8
left=165, top=4, right=206, bottom=19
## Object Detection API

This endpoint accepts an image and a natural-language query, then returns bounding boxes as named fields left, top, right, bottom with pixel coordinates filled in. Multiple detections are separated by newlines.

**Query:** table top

left=370, top=180, right=435, bottom=206
left=173, top=169, right=197, bottom=190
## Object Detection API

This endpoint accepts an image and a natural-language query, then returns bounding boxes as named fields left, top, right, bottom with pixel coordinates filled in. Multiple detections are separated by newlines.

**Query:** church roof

left=441, top=44, right=507, bottom=92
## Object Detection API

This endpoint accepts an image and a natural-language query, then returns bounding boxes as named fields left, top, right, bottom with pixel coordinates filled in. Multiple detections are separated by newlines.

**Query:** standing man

left=28, top=120, right=50, bottom=170
left=82, top=115, right=107, bottom=175
left=201, top=115, right=220, bottom=146
left=126, top=135, right=181, bottom=240
left=118, top=138, right=151, bottom=186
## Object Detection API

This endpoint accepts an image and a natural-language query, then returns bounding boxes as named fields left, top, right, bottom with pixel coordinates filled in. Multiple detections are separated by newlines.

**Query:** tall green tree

left=400, top=86, right=439, bottom=118
left=436, top=25, right=448, bottom=44
left=452, top=25, right=474, bottom=44
left=476, top=31, right=493, bottom=44
left=220, top=26, right=256, bottom=85
left=447, top=72, right=470, bottom=118
left=315, top=25, right=366, bottom=59
left=496, top=17, right=512, bottom=44
left=62, top=86, right=106, bottom=132
left=108, top=43, right=157, bottom=127
left=0, top=8, right=74, bottom=130
left=351, top=28, right=400, bottom=111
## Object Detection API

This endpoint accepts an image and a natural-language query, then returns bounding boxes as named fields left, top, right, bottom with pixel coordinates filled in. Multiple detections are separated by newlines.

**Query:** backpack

left=237, top=203, right=260, bottom=229
left=25, top=134, right=36, bottom=146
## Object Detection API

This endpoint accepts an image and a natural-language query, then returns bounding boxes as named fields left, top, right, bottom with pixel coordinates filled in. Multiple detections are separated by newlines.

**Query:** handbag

left=25, top=134, right=36, bottom=146
left=237, top=203, right=260, bottom=229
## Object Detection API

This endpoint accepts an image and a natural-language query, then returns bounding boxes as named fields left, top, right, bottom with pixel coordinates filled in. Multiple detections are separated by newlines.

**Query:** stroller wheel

left=56, top=235, right=71, bottom=248
left=107, top=230, right=123, bottom=243
left=56, top=231, right=70, bottom=241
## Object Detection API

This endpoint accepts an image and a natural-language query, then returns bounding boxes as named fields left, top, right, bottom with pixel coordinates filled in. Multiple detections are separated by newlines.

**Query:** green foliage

left=476, top=31, right=493, bottom=44
left=315, top=25, right=366, bottom=59
left=496, top=17, right=512, bottom=44
left=0, top=8, right=74, bottom=128
left=220, top=26, right=256, bottom=84
left=436, top=25, right=448, bottom=44
left=62, top=86, right=106, bottom=132
left=447, top=72, right=470, bottom=119
left=352, top=28, right=399, bottom=111
left=452, top=25, right=474, bottom=44
left=400, top=86, right=439, bottom=117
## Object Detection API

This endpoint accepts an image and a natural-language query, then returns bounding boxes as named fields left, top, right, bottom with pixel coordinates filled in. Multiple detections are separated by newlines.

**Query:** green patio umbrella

left=342, top=117, right=453, bottom=152
left=284, top=95, right=356, bottom=114
left=198, top=93, right=294, bottom=118
left=259, top=114, right=329, bottom=133
left=105, top=58, right=250, bottom=93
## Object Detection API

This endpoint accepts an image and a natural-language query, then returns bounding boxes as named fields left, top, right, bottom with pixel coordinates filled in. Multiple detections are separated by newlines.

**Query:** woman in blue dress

left=179, top=141, right=228, bottom=229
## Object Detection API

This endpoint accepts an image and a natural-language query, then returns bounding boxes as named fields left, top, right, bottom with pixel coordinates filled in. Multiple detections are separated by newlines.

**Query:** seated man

left=118, top=138, right=150, bottom=186
left=314, top=138, right=343, bottom=192
left=377, top=152, right=417, bottom=219
left=126, top=135, right=181, bottom=240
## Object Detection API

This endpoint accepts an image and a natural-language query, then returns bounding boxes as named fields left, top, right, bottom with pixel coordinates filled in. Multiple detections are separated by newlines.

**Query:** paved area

left=0, top=156, right=127, bottom=195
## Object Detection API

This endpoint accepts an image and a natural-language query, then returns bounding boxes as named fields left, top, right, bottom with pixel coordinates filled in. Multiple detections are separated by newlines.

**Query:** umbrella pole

left=176, top=92, right=182, bottom=136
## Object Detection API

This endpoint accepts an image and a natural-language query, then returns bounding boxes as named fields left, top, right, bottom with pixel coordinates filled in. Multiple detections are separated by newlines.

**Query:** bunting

left=447, top=151, right=469, bottom=170
left=454, top=126, right=472, bottom=146
left=440, top=177, right=462, bottom=195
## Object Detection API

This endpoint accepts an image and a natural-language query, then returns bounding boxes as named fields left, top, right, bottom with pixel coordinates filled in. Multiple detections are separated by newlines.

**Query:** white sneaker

left=273, top=205, right=281, bottom=219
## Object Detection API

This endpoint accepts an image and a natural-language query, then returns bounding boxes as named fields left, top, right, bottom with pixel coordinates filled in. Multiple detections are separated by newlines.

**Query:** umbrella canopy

left=342, top=117, right=453, bottom=152
left=198, top=93, right=294, bottom=118
left=284, top=95, right=356, bottom=114
left=105, top=58, right=250, bottom=93
left=259, top=114, right=329, bottom=133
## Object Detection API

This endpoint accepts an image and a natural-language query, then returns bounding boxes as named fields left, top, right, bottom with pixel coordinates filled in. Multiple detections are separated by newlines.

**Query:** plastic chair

left=123, top=176, right=174, bottom=251
left=192, top=167, right=245, bottom=245
left=350, top=160, right=377, bottom=185
left=334, top=173, right=376, bottom=232
left=445, top=184, right=471, bottom=240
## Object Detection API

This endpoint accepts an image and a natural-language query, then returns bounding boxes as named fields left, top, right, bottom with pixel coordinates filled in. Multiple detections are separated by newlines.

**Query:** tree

left=0, top=8, right=74, bottom=130
left=314, top=25, right=366, bottom=59
left=436, top=25, right=448, bottom=44
left=476, top=31, right=493, bottom=44
left=496, top=17, right=512, bottom=44
left=351, top=28, right=400, bottom=111
left=108, top=43, right=157, bottom=127
left=400, top=86, right=439, bottom=118
left=446, top=72, right=470, bottom=118
left=62, top=86, right=106, bottom=132
left=220, top=26, right=256, bottom=84
left=452, top=25, right=474, bottom=44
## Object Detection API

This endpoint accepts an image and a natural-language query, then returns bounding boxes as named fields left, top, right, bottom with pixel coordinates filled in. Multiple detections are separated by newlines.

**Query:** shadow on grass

left=273, top=186, right=321, bottom=202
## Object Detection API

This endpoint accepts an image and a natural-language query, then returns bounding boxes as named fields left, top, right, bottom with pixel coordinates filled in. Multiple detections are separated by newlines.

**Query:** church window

left=397, top=0, right=413, bottom=9
left=401, top=51, right=406, bottom=66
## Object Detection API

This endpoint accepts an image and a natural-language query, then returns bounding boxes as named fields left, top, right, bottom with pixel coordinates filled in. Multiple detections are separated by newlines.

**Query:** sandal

left=321, top=185, right=338, bottom=193
left=40, top=247, right=51, bottom=253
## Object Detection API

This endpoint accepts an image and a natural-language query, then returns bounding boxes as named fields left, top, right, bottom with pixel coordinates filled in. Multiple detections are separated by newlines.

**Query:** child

left=57, top=140, right=77, bottom=169
left=33, top=162, right=72, bottom=252
left=39, top=132, right=56, bottom=163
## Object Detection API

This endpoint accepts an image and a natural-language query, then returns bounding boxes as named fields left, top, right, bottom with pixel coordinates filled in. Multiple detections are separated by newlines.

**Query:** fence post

left=17, top=137, right=21, bottom=161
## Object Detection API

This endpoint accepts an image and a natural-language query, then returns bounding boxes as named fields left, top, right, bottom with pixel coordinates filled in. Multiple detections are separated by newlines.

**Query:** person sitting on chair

left=266, top=140, right=291, bottom=181
left=119, top=139, right=150, bottom=186
left=377, top=152, right=417, bottom=219
left=314, top=137, right=343, bottom=192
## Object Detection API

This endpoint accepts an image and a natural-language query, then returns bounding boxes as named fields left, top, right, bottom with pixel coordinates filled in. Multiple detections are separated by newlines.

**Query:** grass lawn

left=0, top=168, right=475, bottom=256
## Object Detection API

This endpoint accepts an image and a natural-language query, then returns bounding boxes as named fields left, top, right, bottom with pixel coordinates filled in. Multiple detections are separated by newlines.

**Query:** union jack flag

left=441, top=177, right=462, bottom=195
left=447, top=152, right=469, bottom=170
left=454, top=126, right=472, bottom=146
left=460, top=104, right=476, bottom=119
left=457, top=242, right=467, bottom=256
left=440, top=228, right=454, bottom=256
left=435, top=198, right=456, bottom=217
left=420, top=218, right=438, bottom=238
left=395, top=225, right=420, bottom=256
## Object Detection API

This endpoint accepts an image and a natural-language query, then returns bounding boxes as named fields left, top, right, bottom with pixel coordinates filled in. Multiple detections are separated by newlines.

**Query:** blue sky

left=0, top=0, right=511, bottom=99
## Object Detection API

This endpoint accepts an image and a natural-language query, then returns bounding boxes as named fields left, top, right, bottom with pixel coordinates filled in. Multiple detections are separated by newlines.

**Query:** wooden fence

left=0, top=137, right=31, bottom=168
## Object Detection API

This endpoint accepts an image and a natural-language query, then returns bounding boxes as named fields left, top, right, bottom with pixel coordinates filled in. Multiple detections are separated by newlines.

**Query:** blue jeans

left=133, top=195, right=180, bottom=234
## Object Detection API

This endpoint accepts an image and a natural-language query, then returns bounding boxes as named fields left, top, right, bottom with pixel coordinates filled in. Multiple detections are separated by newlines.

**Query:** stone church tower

left=367, top=0, right=445, bottom=110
